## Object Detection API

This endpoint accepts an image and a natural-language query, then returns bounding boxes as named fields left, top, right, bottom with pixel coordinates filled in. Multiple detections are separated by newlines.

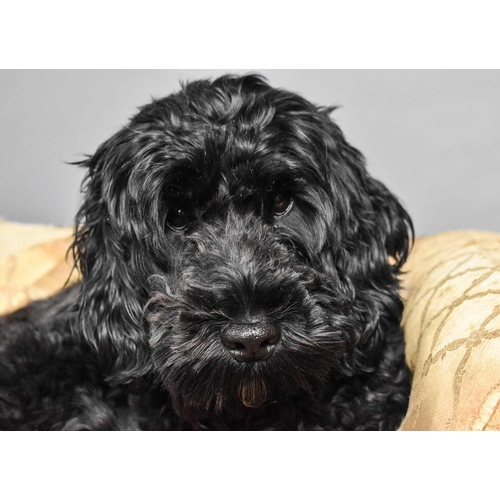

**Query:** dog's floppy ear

left=318, top=110, right=413, bottom=282
left=72, top=128, right=155, bottom=384
left=315, top=110, right=413, bottom=373
left=360, top=175, right=413, bottom=271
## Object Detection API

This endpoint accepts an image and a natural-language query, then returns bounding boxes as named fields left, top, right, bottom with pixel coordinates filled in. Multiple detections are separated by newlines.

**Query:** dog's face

left=73, top=75, right=412, bottom=422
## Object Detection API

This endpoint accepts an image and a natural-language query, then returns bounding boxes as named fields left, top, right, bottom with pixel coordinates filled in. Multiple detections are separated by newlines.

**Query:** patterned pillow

left=400, top=230, right=500, bottom=430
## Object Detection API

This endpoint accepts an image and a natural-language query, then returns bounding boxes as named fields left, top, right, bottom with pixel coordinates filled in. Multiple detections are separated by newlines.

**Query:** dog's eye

left=272, top=193, right=293, bottom=217
left=166, top=206, right=190, bottom=231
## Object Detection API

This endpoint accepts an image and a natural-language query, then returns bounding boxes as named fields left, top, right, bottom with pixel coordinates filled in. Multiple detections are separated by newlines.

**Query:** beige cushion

left=0, top=220, right=79, bottom=315
left=1, top=221, right=499, bottom=430
left=399, top=230, right=500, bottom=430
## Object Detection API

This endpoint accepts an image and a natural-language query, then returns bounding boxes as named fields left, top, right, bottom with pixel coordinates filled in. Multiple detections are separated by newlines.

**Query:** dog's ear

left=313, top=110, right=413, bottom=373
left=317, top=110, right=413, bottom=283
left=72, top=128, right=155, bottom=384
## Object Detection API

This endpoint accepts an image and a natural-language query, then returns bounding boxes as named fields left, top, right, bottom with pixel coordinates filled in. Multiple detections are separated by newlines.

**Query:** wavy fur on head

left=0, top=74, right=413, bottom=430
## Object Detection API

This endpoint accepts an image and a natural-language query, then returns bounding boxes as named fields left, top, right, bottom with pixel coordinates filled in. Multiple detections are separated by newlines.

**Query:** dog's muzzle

left=220, top=321, right=281, bottom=362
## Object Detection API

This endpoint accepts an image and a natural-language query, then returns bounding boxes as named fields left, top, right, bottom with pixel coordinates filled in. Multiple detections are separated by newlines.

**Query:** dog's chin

left=154, top=338, right=341, bottom=423
left=164, top=373, right=293, bottom=423
left=164, top=370, right=276, bottom=421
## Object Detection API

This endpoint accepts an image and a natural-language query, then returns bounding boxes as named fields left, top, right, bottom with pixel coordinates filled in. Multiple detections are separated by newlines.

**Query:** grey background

left=0, top=70, right=498, bottom=237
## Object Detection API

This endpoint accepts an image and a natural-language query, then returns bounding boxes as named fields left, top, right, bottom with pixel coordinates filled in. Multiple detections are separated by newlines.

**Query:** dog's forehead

left=126, top=82, right=334, bottom=212
left=161, top=122, right=320, bottom=202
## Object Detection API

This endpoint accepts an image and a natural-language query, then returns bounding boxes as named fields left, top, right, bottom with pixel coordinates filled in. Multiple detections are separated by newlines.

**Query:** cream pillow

left=400, top=230, right=500, bottom=430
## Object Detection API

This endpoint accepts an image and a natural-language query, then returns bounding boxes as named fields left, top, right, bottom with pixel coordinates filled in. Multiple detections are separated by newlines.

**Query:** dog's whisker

left=124, top=124, right=142, bottom=134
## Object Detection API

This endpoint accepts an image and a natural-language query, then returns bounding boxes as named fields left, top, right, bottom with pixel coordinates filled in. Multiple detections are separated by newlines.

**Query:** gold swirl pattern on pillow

left=1, top=221, right=499, bottom=430
left=400, top=230, right=500, bottom=430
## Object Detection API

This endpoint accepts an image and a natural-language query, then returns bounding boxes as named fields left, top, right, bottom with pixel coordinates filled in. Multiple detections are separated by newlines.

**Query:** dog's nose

left=221, top=321, right=281, bottom=362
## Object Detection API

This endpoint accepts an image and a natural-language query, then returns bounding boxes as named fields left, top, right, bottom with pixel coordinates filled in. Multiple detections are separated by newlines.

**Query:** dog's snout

left=221, top=321, right=281, bottom=362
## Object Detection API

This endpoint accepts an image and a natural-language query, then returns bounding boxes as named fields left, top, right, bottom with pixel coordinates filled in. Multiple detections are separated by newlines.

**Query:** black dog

left=0, top=74, right=413, bottom=430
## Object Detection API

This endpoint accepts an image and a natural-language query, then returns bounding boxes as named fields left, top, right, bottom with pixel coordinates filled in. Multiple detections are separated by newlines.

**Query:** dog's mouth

left=159, top=362, right=276, bottom=419
left=238, top=377, right=269, bottom=408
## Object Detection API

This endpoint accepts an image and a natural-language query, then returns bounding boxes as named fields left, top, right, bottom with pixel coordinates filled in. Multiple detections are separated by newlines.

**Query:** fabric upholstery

left=399, top=230, right=500, bottom=430
left=0, top=220, right=78, bottom=315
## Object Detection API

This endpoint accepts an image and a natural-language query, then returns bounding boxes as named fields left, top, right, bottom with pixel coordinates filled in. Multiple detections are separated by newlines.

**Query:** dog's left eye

left=272, top=193, right=293, bottom=217
left=166, top=206, right=190, bottom=231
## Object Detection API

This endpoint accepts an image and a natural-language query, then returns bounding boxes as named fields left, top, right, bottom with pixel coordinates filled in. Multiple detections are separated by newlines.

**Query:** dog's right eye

left=166, top=206, right=190, bottom=231
left=272, top=193, right=293, bottom=217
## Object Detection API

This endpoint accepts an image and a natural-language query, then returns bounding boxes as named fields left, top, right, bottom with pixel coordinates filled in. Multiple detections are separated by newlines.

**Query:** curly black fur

left=0, top=74, right=413, bottom=430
